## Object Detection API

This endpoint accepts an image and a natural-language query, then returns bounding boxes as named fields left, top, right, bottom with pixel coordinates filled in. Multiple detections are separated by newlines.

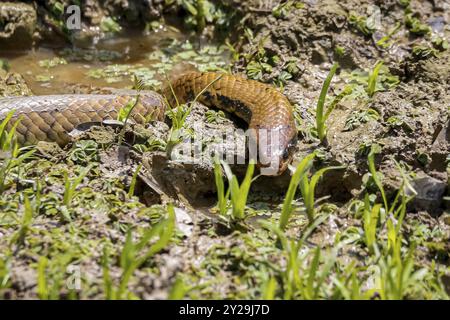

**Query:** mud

left=0, top=2, right=37, bottom=49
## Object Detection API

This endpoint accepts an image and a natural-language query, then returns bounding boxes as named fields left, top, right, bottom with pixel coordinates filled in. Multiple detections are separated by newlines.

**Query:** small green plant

left=398, top=0, right=411, bottom=7
left=100, top=17, right=122, bottom=33
left=117, top=97, right=139, bottom=124
left=63, top=165, right=92, bottom=208
left=315, top=63, right=338, bottom=143
left=220, top=160, right=255, bottom=220
left=213, top=159, right=230, bottom=216
left=272, top=1, right=303, bottom=19
left=263, top=220, right=337, bottom=299
left=332, top=268, right=366, bottom=299
left=177, top=0, right=222, bottom=33
left=431, top=36, right=449, bottom=51
left=298, top=247, right=337, bottom=300
left=133, top=137, right=167, bottom=153
left=205, top=110, right=226, bottom=124
left=366, top=148, right=416, bottom=244
left=344, top=108, right=379, bottom=131
left=348, top=11, right=376, bottom=36
left=102, top=205, right=175, bottom=299
left=244, top=37, right=274, bottom=80
left=9, top=195, right=34, bottom=246
left=387, top=116, right=413, bottom=133
left=345, top=64, right=399, bottom=101
left=279, top=152, right=344, bottom=227
left=279, top=153, right=315, bottom=230
left=246, top=60, right=272, bottom=81
left=375, top=240, right=425, bottom=299
left=376, top=23, right=401, bottom=48
left=412, top=45, right=439, bottom=59
left=315, top=63, right=352, bottom=143
left=168, top=277, right=189, bottom=300
left=68, top=140, right=99, bottom=165
left=334, top=45, right=346, bottom=57
left=0, top=58, right=10, bottom=71
left=128, top=164, right=142, bottom=197
left=38, top=57, right=67, bottom=69
left=273, top=71, right=293, bottom=89
left=0, top=257, right=11, bottom=291
left=405, top=14, right=430, bottom=36
left=366, top=144, right=388, bottom=210
left=362, top=194, right=381, bottom=254
left=367, top=61, right=383, bottom=98
left=117, top=94, right=141, bottom=146
left=49, top=1, right=64, bottom=16
left=37, top=256, right=49, bottom=300
left=261, top=276, right=277, bottom=300
left=0, top=111, right=36, bottom=193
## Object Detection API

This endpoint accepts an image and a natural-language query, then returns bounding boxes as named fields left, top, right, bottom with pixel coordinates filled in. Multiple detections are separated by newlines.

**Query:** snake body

left=0, top=72, right=297, bottom=175
left=165, top=72, right=297, bottom=174
left=0, top=93, right=165, bottom=146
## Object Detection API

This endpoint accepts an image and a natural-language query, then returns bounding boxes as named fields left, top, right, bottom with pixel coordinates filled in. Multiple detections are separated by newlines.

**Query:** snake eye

left=282, top=148, right=289, bottom=160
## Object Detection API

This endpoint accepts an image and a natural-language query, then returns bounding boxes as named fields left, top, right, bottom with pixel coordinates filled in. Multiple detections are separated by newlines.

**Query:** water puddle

left=0, top=29, right=230, bottom=95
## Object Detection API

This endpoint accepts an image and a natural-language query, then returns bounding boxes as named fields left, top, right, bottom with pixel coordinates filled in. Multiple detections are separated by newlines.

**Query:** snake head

left=277, top=135, right=298, bottom=174
left=252, top=124, right=298, bottom=176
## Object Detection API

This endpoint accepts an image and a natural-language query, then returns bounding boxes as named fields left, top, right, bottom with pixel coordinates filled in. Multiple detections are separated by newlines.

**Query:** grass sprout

left=63, top=165, right=92, bottom=209
left=213, top=158, right=230, bottom=216
left=103, top=205, right=175, bottom=299
left=9, top=195, right=34, bottom=247
left=315, top=63, right=351, bottom=143
left=363, top=194, right=381, bottom=254
left=221, top=160, right=256, bottom=220
left=128, top=164, right=142, bottom=198
left=280, top=152, right=344, bottom=227
left=367, top=61, right=383, bottom=98
left=0, top=111, right=36, bottom=193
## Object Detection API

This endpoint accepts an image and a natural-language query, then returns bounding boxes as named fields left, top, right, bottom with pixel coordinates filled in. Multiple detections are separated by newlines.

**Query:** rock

left=0, top=71, right=33, bottom=97
left=430, top=120, right=449, bottom=171
left=0, top=2, right=37, bottom=49
left=407, top=174, right=447, bottom=214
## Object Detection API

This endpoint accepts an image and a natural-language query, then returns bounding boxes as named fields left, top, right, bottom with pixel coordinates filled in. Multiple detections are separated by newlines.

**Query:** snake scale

left=0, top=72, right=297, bottom=175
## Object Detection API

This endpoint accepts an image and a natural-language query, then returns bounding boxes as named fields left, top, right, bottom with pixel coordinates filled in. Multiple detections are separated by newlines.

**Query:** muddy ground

left=0, top=0, right=449, bottom=299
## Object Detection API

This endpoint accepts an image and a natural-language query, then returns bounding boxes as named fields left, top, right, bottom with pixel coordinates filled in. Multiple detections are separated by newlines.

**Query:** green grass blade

left=367, top=145, right=388, bottom=212
left=128, top=164, right=142, bottom=197
left=37, top=257, right=48, bottom=300
left=169, top=277, right=188, bottom=300
left=279, top=153, right=315, bottom=230
left=316, top=62, right=339, bottom=142
left=367, top=61, right=383, bottom=97
left=262, top=277, right=277, bottom=300
left=305, top=165, right=345, bottom=222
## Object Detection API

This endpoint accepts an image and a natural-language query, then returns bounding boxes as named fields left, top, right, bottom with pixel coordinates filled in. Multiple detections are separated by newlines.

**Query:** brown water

left=0, top=29, right=189, bottom=95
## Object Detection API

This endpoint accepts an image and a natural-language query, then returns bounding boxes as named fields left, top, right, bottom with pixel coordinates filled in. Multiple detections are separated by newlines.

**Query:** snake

left=0, top=72, right=297, bottom=175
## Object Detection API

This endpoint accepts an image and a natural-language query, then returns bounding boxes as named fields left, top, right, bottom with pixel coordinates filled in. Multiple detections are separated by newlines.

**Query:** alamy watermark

left=64, top=5, right=82, bottom=30
left=168, top=123, right=288, bottom=176
left=66, top=265, right=81, bottom=290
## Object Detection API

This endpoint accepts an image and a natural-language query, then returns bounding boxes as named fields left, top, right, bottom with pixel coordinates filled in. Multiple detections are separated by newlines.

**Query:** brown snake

left=0, top=72, right=297, bottom=175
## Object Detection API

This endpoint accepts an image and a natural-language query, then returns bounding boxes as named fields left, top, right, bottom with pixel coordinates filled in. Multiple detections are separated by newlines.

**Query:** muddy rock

left=0, top=70, right=32, bottom=97
left=0, top=2, right=37, bottom=49
left=405, top=51, right=450, bottom=84
left=408, top=174, right=447, bottom=214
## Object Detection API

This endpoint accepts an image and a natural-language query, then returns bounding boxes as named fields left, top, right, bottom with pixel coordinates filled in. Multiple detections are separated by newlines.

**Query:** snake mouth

left=256, top=129, right=298, bottom=176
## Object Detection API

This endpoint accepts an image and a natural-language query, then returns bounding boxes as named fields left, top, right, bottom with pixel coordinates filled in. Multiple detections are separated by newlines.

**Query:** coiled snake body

left=0, top=72, right=297, bottom=175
